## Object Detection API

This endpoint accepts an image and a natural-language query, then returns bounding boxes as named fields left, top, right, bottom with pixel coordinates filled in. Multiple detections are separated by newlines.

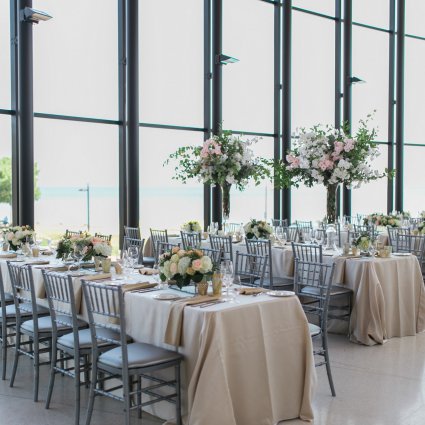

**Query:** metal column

left=342, top=0, right=352, bottom=217
left=335, top=0, right=342, bottom=218
left=211, top=0, right=222, bottom=226
left=395, top=0, right=405, bottom=211
left=18, top=0, right=34, bottom=227
left=126, top=0, right=139, bottom=228
left=281, top=0, right=292, bottom=223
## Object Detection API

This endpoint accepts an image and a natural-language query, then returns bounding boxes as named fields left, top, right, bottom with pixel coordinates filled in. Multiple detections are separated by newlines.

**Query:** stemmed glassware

left=73, top=244, right=85, bottom=270
left=127, top=246, right=139, bottom=269
left=220, top=259, right=234, bottom=301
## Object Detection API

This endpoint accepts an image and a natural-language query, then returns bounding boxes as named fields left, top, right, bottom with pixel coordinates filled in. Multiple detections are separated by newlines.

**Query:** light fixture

left=21, top=7, right=52, bottom=24
left=217, top=54, right=240, bottom=65
left=349, top=76, right=366, bottom=84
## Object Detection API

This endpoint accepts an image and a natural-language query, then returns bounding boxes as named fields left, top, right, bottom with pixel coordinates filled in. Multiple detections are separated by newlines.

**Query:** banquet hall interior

left=1, top=0, right=425, bottom=424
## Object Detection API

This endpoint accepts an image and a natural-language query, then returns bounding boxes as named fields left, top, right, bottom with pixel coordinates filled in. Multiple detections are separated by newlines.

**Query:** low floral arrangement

left=92, top=238, right=112, bottom=258
left=353, top=232, right=374, bottom=251
left=159, top=247, right=213, bottom=288
left=395, top=211, right=411, bottom=220
left=56, top=233, right=111, bottom=261
left=3, top=225, right=34, bottom=251
left=244, top=219, right=273, bottom=240
left=418, top=221, right=425, bottom=235
left=181, top=221, right=202, bottom=233
left=420, top=211, right=425, bottom=219
left=363, top=213, right=401, bottom=228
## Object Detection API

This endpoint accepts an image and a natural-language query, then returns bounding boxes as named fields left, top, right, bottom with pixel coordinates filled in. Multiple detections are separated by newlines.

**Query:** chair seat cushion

left=0, top=302, right=47, bottom=320
left=21, top=315, right=85, bottom=334
left=58, top=327, right=127, bottom=350
left=308, top=323, right=321, bottom=337
left=300, top=285, right=352, bottom=297
left=2, top=292, right=13, bottom=303
left=99, top=342, right=182, bottom=369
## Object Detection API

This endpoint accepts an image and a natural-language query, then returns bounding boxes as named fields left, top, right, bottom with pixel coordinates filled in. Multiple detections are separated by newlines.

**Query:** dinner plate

left=392, top=252, right=411, bottom=256
left=266, top=290, right=295, bottom=297
left=153, top=293, right=182, bottom=301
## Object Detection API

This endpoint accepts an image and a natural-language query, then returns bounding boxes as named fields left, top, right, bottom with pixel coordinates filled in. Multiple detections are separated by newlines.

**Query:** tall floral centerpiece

left=363, top=213, right=401, bottom=228
left=166, top=130, right=272, bottom=220
left=275, top=119, right=392, bottom=223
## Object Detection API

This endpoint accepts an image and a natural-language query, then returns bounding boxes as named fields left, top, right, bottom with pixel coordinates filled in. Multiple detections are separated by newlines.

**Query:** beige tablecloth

left=333, top=255, right=425, bottom=345
left=125, top=290, right=317, bottom=425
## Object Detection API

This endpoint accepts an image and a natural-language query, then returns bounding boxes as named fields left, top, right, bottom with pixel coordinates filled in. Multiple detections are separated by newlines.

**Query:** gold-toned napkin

left=46, top=266, right=68, bottom=272
left=238, top=287, right=267, bottom=295
left=26, top=260, right=50, bottom=266
left=121, top=282, right=157, bottom=292
left=164, top=295, right=220, bottom=346
left=138, top=267, right=160, bottom=276
left=80, top=273, right=112, bottom=281
left=0, top=252, right=18, bottom=259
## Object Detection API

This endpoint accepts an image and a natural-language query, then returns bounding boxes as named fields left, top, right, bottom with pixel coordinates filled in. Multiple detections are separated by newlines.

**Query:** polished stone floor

left=1, top=332, right=425, bottom=424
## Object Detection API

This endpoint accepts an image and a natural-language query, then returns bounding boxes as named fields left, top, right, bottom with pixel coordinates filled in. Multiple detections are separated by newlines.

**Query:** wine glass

left=220, top=260, right=234, bottom=300
left=73, top=244, right=85, bottom=270
left=127, top=246, right=139, bottom=269
left=315, top=230, right=323, bottom=245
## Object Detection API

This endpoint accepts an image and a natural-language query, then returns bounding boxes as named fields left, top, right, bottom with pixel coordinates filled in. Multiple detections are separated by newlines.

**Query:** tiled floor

left=1, top=332, right=425, bottom=424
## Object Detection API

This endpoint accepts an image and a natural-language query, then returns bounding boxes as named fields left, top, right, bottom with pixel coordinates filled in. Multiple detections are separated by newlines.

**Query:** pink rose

left=334, top=141, right=344, bottom=154
left=192, top=259, right=202, bottom=271
left=286, top=154, right=300, bottom=168
left=7, top=232, right=13, bottom=241
left=344, top=138, right=355, bottom=152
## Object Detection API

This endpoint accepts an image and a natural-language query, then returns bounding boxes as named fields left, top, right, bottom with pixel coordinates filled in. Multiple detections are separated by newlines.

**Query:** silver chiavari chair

left=387, top=226, right=411, bottom=249
left=122, top=237, right=145, bottom=265
left=209, top=234, right=233, bottom=262
left=94, top=233, right=112, bottom=242
left=124, top=226, right=141, bottom=240
left=180, top=231, right=201, bottom=250
left=394, top=233, right=425, bottom=276
left=291, top=242, right=323, bottom=263
left=150, top=229, right=168, bottom=260
left=223, top=222, right=241, bottom=234
left=234, top=251, right=268, bottom=287
left=65, top=230, right=82, bottom=238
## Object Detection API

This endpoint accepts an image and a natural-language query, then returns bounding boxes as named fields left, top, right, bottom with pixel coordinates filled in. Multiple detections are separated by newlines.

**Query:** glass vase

left=326, top=184, right=338, bottom=224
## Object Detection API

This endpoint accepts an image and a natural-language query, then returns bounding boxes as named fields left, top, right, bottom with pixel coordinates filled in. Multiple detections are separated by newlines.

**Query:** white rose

left=199, top=256, right=213, bottom=274
left=170, top=254, right=179, bottom=263
left=178, top=257, right=191, bottom=275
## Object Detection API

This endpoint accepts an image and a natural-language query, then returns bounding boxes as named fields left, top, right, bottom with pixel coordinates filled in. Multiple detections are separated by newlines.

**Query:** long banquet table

left=0, top=255, right=317, bottom=424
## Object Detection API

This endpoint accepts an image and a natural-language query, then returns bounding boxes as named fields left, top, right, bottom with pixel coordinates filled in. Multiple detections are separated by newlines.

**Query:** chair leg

left=137, top=376, right=142, bottom=419
left=322, top=331, right=336, bottom=397
left=74, top=357, right=81, bottom=425
left=85, top=361, right=97, bottom=425
left=84, top=354, right=90, bottom=388
left=33, top=338, right=40, bottom=402
left=9, top=325, right=21, bottom=388
left=1, top=322, right=7, bottom=380
left=175, top=364, right=182, bottom=425
left=45, top=343, right=58, bottom=409
left=122, top=374, right=131, bottom=425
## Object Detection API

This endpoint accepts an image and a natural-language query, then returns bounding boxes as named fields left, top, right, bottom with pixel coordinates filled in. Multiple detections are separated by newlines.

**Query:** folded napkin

left=238, top=287, right=267, bottom=295
left=121, top=282, right=157, bottom=292
left=79, top=273, right=112, bottom=281
left=138, top=267, right=160, bottom=276
left=46, top=266, right=69, bottom=272
left=41, top=250, right=53, bottom=256
left=164, top=295, right=220, bottom=346
left=26, top=260, right=50, bottom=266
left=0, top=253, right=18, bottom=259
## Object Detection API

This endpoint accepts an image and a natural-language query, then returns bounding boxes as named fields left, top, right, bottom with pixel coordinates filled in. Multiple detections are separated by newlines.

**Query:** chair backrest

left=124, top=226, right=141, bottom=239
left=245, top=238, right=275, bottom=283
left=387, top=226, right=410, bottom=248
left=285, top=226, right=299, bottom=242
left=350, top=224, right=377, bottom=242
left=7, top=262, right=38, bottom=325
left=65, top=230, right=82, bottom=238
left=0, top=269, right=10, bottom=328
left=395, top=234, right=425, bottom=272
left=94, top=233, right=112, bottom=242
left=180, top=231, right=201, bottom=250
left=292, top=242, right=323, bottom=263
left=223, top=222, right=241, bottom=234
left=294, top=259, right=335, bottom=329
left=122, top=237, right=145, bottom=264
left=201, top=247, right=222, bottom=269
left=82, top=281, right=127, bottom=364
left=320, top=222, right=342, bottom=247
left=234, top=251, right=268, bottom=287
left=150, top=229, right=169, bottom=258
left=295, top=220, right=313, bottom=231
left=155, top=241, right=180, bottom=263
left=409, top=218, right=423, bottom=227
left=271, top=218, right=288, bottom=229
left=209, top=234, right=233, bottom=262
left=42, top=271, right=80, bottom=348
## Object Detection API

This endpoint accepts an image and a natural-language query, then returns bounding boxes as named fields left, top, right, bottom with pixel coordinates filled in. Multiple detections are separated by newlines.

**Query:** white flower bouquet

left=353, top=233, right=373, bottom=251
left=363, top=213, right=401, bottom=228
left=159, top=246, right=213, bottom=288
left=92, top=239, right=112, bottom=258
left=4, top=225, right=34, bottom=251
left=244, top=219, right=273, bottom=240
left=181, top=221, right=202, bottom=233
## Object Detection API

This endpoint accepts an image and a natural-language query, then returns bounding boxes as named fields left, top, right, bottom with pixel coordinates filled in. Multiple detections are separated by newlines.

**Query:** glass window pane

left=34, top=119, right=119, bottom=245
left=292, top=0, right=335, bottom=16
left=230, top=137, right=274, bottom=223
left=405, top=38, right=425, bottom=145
left=139, top=0, right=203, bottom=127
left=0, top=0, right=11, bottom=108
left=406, top=0, right=425, bottom=37
left=0, top=115, right=12, bottom=222
left=292, top=11, right=334, bottom=130
left=351, top=145, right=388, bottom=215
left=353, top=0, right=389, bottom=29
left=33, top=0, right=118, bottom=120
left=404, top=146, right=425, bottom=215
left=222, top=0, right=274, bottom=133
left=292, top=185, right=327, bottom=222
left=139, top=128, right=203, bottom=234
left=352, top=26, right=389, bottom=141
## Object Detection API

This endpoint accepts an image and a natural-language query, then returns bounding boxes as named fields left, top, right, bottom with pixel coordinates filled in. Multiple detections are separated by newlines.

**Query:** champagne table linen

left=124, top=289, right=317, bottom=425
left=332, top=255, right=425, bottom=345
